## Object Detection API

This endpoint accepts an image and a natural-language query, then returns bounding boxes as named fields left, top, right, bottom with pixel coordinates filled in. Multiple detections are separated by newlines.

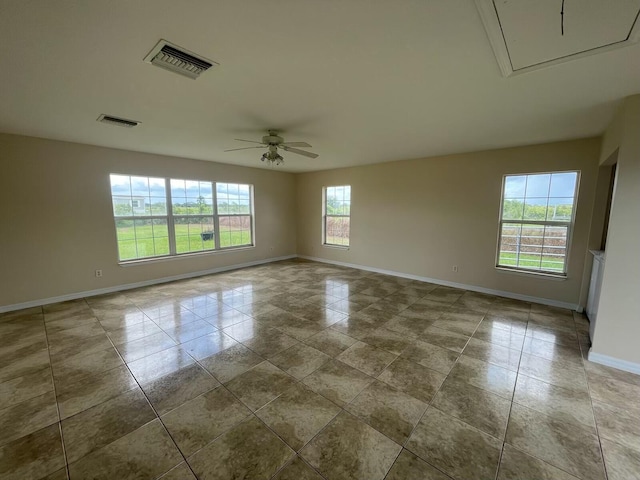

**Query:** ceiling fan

left=224, top=130, right=318, bottom=166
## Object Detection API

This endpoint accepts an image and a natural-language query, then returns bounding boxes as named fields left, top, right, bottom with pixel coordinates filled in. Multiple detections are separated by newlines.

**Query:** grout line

left=42, top=302, right=75, bottom=480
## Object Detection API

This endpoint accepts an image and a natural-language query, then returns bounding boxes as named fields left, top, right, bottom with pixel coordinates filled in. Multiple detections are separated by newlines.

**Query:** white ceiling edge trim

left=474, top=0, right=640, bottom=77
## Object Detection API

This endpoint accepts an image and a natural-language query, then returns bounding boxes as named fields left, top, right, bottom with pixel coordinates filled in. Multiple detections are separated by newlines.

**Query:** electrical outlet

left=95, top=269, right=103, bottom=277
left=452, top=266, right=458, bottom=273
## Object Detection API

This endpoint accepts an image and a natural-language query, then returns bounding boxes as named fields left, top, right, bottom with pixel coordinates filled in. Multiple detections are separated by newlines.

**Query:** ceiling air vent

left=97, top=114, right=140, bottom=128
left=143, top=39, right=217, bottom=79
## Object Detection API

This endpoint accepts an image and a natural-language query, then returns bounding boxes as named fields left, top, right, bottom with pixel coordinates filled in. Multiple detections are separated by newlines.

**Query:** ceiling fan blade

left=281, top=141, right=312, bottom=148
left=224, top=146, right=265, bottom=152
left=233, top=139, right=264, bottom=144
left=282, top=146, right=319, bottom=159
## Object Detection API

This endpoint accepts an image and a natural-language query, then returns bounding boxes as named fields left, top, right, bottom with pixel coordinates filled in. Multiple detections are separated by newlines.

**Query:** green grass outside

left=116, top=224, right=251, bottom=260
left=498, top=251, right=564, bottom=272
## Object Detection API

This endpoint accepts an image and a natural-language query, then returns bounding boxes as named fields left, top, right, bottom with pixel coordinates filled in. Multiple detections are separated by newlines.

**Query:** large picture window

left=110, top=175, right=254, bottom=261
left=497, top=171, right=579, bottom=275
left=323, top=185, right=351, bottom=247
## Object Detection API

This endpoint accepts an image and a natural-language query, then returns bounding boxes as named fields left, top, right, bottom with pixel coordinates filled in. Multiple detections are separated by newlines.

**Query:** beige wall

left=0, top=134, right=297, bottom=308
left=591, top=95, right=640, bottom=366
left=296, top=138, right=601, bottom=307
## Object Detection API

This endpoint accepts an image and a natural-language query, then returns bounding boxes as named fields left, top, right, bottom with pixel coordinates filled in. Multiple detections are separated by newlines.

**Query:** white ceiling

left=495, top=0, right=640, bottom=70
left=0, top=0, right=639, bottom=173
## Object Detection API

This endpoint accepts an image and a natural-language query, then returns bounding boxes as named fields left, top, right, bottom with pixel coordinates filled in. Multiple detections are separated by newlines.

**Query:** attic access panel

left=476, top=0, right=640, bottom=76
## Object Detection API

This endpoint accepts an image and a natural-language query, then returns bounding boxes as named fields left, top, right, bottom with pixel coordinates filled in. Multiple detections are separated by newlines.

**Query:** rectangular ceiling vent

left=143, top=39, right=217, bottom=79
left=97, top=114, right=140, bottom=128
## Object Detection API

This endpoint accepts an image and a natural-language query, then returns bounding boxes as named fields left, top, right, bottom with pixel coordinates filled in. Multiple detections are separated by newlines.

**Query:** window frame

left=110, top=174, right=255, bottom=263
left=495, top=170, right=580, bottom=277
left=322, top=185, right=351, bottom=248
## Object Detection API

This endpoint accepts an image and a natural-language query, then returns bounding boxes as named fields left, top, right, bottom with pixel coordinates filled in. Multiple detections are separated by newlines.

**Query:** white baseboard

left=0, top=255, right=297, bottom=313
left=587, top=350, right=640, bottom=375
left=298, top=255, right=579, bottom=311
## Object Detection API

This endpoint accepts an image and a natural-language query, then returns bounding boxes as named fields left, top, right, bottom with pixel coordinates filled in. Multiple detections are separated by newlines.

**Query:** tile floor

left=1, top=259, right=639, bottom=480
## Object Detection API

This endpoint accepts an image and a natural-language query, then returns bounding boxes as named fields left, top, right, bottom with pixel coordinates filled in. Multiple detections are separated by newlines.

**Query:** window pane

left=502, top=199, right=524, bottom=220
left=219, top=215, right=252, bottom=248
left=152, top=219, right=170, bottom=256
left=523, top=198, right=548, bottom=221
left=549, top=172, right=577, bottom=197
left=498, top=223, right=568, bottom=273
left=504, top=175, right=526, bottom=198
left=174, top=216, right=214, bottom=254
left=541, top=225, right=568, bottom=272
left=149, top=197, right=167, bottom=215
left=171, top=179, right=186, bottom=199
left=524, top=174, right=551, bottom=198
left=130, top=177, right=150, bottom=197
left=326, top=216, right=350, bottom=246
left=110, top=175, right=131, bottom=196
left=546, top=198, right=574, bottom=221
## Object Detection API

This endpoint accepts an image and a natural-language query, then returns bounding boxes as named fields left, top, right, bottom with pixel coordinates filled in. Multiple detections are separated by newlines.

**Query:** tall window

left=110, top=175, right=254, bottom=261
left=323, top=185, right=351, bottom=247
left=497, top=171, right=579, bottom=275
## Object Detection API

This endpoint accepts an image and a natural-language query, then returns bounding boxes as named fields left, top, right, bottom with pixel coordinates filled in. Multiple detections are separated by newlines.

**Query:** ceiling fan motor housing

left=262, top=132, right=283, bottom=145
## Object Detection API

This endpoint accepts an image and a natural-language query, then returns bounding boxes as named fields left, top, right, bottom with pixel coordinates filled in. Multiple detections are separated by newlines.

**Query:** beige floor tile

left=522, top=337, right=583, bottom=369
left=587, top=372, right=640, bottom=413
left=158, top=462, right=197, bottom=479
left=56, top=364, right=137, bottom=419
left=473, top=325, right=525, bottom=350
left=397, top=302, right=446, bottom=321
left=346, top=379, right=427, bottom=444
left=225, top=361, right=296, bottom=411
left=105, top=319, right=164, bottom=345
left=116, top=331, right=177, bottom=363
left=199, top=343, right=263, bottom=383
left=256, top=383, right=341, bottom=451
left=432, top=377, right=511, bottom=439
left=449, top=355, right=517, bottom=399
left=518, top=352, right=588, bottom=394
left=68, top=419, right=182, bottom=480
left=419, top=326, right=470, bottom=353
left=600, top=438, right=640, bottom=480
left=224, top=322, right=298, bottom=357
left=51, top=346, right=123, bottom=389
left=513, top=374, right=596, bottom=433
left=360, top=327, right=415, bottom=355
left=302, top=359, right=374, bottom=407
left=0, top=423, right=65, bottom=480
left=505, top=403, right=606, bottom=480
left=406, top=408, right=501, bottom=480
left=336, top=341, right=397, bottom=376
left=61, top=387, right=156, bottom=463
left=300, top=411, right=401, bottom=480
left=0, top=391, right=58, bottom=447
left=49, top=333, right=113, bottom=365
left=270, top=343, right=331, bottom=380
left=377, top=357, right=446, bottom=403
left=593, top=401, right=640, bottom=451
left=187, top=416, right=294, bottom=480
left=463, top=338, right=521, bottom=371
left=386, top=449, right=453, bottom=480
left=383, top=315, right=433, bottom=337
left=162, top=386, right=251, bottom=456
left=525, top=324, right=579, bottom=349
left=0, top=367, right=53, bottom=409
left=303, top=329, right=358, bottom=357
left=126, top=344, right=194, bottom=384
left=497, top=444, right=581, bottom=480
left=401, top=340, right=459, bottom=375
left=0, top=343, right=50, bottom=384
left=142, top=363, right=219, bottom=415
left=273, top=456, right=324, bottom=480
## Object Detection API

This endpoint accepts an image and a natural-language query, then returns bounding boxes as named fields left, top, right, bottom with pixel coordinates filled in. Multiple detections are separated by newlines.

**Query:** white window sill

left=495, top=266, right=567, bottom=281
left=322, top=244, right=350, bottom=251
left=119, top=245, right=255, bottom=266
